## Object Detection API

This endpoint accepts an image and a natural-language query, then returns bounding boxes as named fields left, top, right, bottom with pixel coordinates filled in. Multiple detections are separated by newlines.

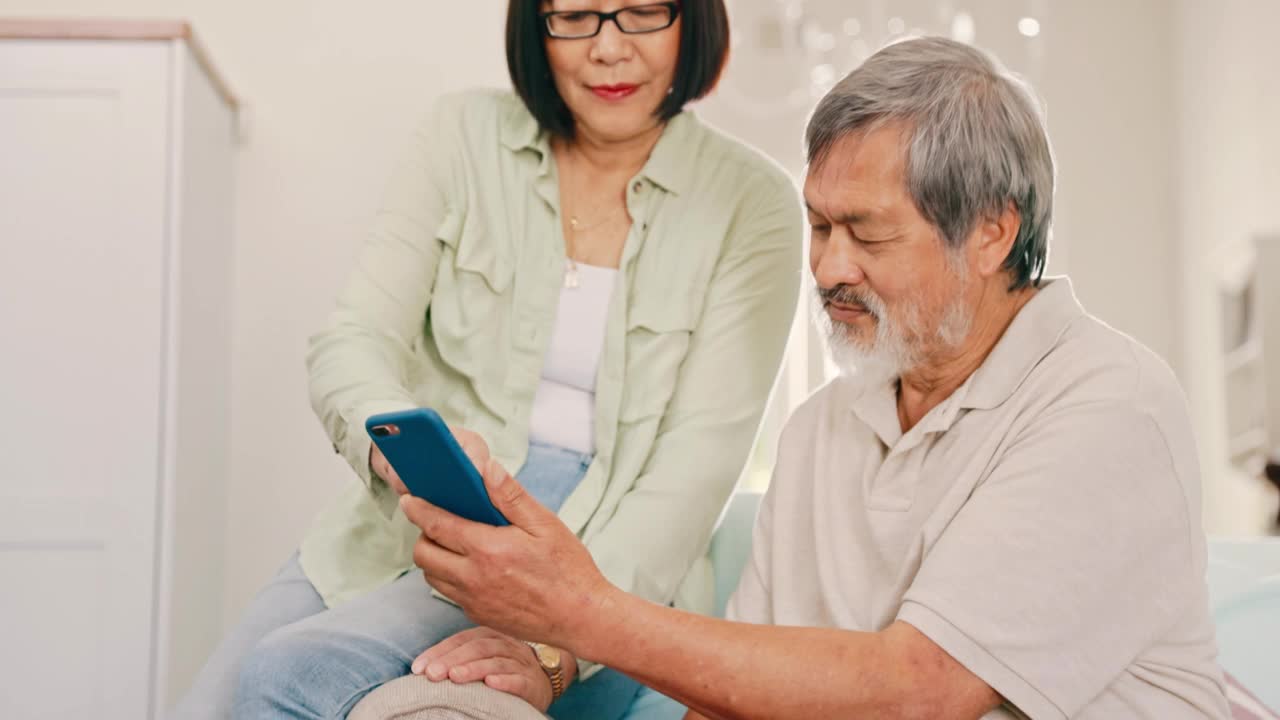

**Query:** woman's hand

left=411, top=627, right=577, bottom=712
left=370, top=441, right=410, bottom=495
left=370, top=424, right=492, bottom=497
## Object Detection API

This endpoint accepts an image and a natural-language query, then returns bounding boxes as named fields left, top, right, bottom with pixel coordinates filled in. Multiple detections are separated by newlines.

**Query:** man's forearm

left=562, top=588, right=979, bottom=720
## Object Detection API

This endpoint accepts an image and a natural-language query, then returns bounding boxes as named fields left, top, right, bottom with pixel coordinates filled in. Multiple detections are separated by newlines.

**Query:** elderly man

left=397, top=37, right=1230, bottom=720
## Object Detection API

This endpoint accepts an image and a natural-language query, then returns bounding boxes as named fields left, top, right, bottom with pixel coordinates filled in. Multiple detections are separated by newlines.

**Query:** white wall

left=1174, top=0, right=1280, bottom=534
left=1041, top=1, right=1178, bottom=370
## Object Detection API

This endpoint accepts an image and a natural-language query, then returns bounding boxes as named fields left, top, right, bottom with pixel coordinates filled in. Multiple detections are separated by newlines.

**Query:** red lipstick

left=590, top=83, right=639, bottom=101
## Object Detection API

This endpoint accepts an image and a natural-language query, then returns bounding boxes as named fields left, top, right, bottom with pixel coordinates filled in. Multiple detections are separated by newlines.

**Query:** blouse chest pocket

left=429, top=210, right=513, bottom=381
left=434, top=210, right=513, bottom=295
left=619, top=297, right=698, bottom=423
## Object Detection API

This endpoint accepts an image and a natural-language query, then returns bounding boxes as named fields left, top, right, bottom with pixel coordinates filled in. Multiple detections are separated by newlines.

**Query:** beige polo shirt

left=728, top=278, right=1230, bottom=719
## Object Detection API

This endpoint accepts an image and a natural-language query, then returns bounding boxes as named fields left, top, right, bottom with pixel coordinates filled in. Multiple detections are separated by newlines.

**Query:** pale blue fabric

left=621, top=688, right=686, bottom=720
left=1206, top=539, right=1280, bottom=710
left=521, top=440, right=593, bottom=513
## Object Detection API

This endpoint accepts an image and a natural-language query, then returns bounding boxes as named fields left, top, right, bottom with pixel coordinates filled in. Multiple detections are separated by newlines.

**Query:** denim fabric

left=520, top=440, right=593, bottom=513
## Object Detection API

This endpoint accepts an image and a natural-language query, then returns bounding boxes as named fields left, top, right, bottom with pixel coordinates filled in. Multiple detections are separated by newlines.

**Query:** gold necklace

left=567, top=207, right=622, bottom=233
left=563, top=207, right=624, bottom=288
left=560, top=144, right=628, bottom=288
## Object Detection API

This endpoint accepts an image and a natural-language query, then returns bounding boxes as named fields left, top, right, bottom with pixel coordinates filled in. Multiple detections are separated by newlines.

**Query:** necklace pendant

left=564, top=259, right=580, bottom=289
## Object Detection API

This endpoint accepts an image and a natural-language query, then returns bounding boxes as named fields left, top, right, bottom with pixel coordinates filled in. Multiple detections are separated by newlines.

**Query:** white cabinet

left=0, top=20, right=237, bottom=719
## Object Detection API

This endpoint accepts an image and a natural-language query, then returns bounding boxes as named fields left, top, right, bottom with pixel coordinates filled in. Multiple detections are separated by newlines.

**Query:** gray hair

left=806, top=36, right=1054, bottom=289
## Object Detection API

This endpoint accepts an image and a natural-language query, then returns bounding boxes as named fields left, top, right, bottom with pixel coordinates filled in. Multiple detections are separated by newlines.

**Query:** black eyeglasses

left=541, top=2, right=680, bottom=39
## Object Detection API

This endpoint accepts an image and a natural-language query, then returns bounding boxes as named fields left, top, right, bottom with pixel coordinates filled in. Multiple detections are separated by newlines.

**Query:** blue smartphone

left=365, top=408, right=509, bottom=526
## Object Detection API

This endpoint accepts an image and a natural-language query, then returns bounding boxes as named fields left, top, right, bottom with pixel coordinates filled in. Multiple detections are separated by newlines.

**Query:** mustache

left=817, top=284, right=880, bottom=318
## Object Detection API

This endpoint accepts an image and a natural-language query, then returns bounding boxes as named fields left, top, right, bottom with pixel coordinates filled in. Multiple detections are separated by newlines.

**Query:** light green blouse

left=299, top=89, right=801, bottom=632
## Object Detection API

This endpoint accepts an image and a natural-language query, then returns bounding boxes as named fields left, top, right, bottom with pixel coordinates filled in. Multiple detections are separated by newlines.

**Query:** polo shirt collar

left=960, top=276, right=1084, bottom=411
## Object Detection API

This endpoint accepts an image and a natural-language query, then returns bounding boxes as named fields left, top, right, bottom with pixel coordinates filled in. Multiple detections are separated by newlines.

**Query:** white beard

left=811, top=281, right=973, bottom=389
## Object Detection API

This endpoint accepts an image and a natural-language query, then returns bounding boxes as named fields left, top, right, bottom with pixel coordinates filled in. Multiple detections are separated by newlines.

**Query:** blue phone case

left=365, top=408, right=509, bottom=526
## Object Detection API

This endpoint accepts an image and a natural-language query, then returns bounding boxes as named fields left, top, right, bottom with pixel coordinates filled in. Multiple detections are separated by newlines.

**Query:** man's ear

left=971, top=200, right=1021, bottom=279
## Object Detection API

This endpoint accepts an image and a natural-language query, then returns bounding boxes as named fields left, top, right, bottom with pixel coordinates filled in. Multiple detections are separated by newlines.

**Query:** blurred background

left=2, top=1, right=1279, bottom=718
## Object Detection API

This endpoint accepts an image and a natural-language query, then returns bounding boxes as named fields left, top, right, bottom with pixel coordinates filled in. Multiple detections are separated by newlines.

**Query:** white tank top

left=527, top=263, right=618, bottom=454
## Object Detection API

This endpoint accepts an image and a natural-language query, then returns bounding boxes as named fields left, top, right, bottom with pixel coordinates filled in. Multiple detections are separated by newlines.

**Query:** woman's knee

left=234, top=623, right=401, bottom=717
left=234, top=624, right=324, bottom=715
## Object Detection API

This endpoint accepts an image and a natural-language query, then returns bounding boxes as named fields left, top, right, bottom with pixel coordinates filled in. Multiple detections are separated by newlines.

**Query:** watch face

left=534, top=643, right=562, bottom=669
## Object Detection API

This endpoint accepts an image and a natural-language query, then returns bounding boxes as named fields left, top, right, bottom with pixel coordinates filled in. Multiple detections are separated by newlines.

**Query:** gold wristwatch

left=527, top=642, right=567, bottom=701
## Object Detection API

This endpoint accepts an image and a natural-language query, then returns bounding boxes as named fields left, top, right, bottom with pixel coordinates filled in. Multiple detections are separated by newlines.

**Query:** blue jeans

left=168, top=441, right=642, bottom=720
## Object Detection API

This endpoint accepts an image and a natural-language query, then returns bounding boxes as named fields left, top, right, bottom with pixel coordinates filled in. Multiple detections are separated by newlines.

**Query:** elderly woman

left=169, top=1, right=800, bottom=719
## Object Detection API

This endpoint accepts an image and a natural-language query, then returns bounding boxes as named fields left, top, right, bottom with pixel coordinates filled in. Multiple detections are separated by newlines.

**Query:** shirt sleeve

left=897, top=401, right=1198, bottom=720
left=576, top=171, right=802, bottom=679
left=305, top=95, right=465, bottom=519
